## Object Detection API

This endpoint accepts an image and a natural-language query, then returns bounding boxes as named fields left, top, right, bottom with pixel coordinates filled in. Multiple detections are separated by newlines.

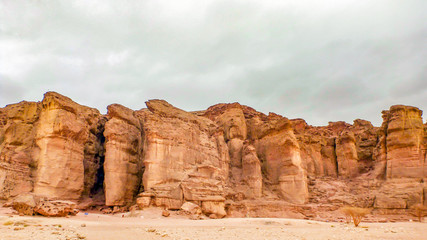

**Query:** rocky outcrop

left=203, top=103, right=264, bottom=202
left=136, top=100, right=229, bottom=214
left=103, top=104, right=143, bottom=206
left=0, top=101, right=40, bottom=199
left=241, top=144, right=262, bottom=199
left=383, top=106, right=425, bottom=179
left=252, top=116, right=308, bottom=204
left=336, top=130, right=359, bottom=178
left=0, top=92, right=104, bottom=202
left=204, top=104, right=308, bottom=204
left=1, top=93, right=427, bottom=218
left=292, top=119, right=338, bottom=178
left=34, top=92, right=103, bottom=200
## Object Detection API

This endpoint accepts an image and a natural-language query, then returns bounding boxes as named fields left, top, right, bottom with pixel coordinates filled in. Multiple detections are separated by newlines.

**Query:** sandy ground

left=0, top=207, right=426, bottom=240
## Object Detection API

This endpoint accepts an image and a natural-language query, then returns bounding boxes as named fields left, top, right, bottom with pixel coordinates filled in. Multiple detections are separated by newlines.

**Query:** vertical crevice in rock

left=89, top=120, right=106, bottom=197
left=333, top=138, right=338, bottom=176
left=83, top=115, right=107, bottom=198
left=383, top=117, right=389, bottom=179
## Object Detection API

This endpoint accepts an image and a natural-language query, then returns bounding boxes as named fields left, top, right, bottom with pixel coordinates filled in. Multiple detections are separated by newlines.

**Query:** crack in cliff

left=333, top=138, right=338, bottom=177
left=383, top=116, right=389, bottom=179
left=90, top=124, right=106, bottom=197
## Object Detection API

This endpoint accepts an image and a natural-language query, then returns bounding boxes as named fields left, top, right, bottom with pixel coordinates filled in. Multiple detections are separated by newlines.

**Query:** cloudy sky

left=0, top=0, right=426, bottom=126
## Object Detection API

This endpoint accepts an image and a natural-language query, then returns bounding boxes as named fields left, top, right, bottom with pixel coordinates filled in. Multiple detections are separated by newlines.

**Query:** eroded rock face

left=204, top=104, right=310, bottom=204
left=253, top=119, right=308, bottom=204
left=137, top=100, right=229, bottom=211
left=34, top=92, right=102, bottom=200
left=292, top=118, right=378, bottom=179
left=336, top=130, right=359, bottom=178
left=241, top=144, right=262, bottom=199
left=104, top=104, right=143, bottom=206
left=291, top=119, right=338, bottom=178
left=383, top=106, right=426, bottom=179
left=0, top=102, right=40, bottom=199
left=1, top=93, right=427, bottom=218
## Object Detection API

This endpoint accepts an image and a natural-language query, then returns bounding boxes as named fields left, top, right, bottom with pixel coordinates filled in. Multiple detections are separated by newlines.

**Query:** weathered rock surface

left=11, top=193, right=78, bottom=216
left=1, top=93, right=426, bottom=218
left=11, top=193, right=40, bottom=215
left=34, top=200, right=78, bottom=217
left=0, top=101, right=40, bottom=199
left=34, top=92, right=103, bottom=200
left=104, top=104, right=142, bottom=206
left=181, top=201, right=202, bottom=215
left=383, top=106, right=425, bottom=179
left=241, top=144, right=262, bottom=199
left=136, top=100, right=229, bottom=212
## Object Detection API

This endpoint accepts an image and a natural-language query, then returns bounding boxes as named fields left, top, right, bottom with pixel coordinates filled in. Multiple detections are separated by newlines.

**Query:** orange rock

left=137, top=100, right=229, bottom=211
left=384, top=105, right=426, bottom=178
left=2, top=93, right=427, bottom=218
left=104, top=104, right=143, bottom=206
left=0, top=101, right=40, bottom=199
left=34, top=92, right=102, bottom=200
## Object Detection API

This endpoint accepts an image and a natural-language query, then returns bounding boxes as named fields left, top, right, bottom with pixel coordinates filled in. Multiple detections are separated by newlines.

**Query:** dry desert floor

left=0, top=207, right=426, bottom=240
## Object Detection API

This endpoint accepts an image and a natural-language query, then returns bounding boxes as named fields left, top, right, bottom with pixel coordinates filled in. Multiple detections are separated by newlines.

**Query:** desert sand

left=0, top=207, right=425, bottom=240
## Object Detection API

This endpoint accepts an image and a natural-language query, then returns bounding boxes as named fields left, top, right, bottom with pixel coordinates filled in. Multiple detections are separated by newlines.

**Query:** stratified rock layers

left=1, top=92, right=426, bottom=217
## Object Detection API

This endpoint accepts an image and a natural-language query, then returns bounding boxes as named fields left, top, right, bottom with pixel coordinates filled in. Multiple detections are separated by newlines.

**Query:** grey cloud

left=0, top=75, right=25, bottom=105
left=0, top=0, right=426, bottom=125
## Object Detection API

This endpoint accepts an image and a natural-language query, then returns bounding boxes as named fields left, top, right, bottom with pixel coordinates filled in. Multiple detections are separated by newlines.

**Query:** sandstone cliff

left=1, top=92, right=426, bottom=219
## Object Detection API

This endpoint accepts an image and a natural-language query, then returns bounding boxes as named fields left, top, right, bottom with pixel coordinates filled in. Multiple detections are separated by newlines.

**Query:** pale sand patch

left=0, top=207, right=426, bottom=240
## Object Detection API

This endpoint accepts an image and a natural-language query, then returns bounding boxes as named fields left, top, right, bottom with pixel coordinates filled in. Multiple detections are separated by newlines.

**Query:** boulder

left=34, top=200, right=78, bottom=217
left=181, top=202, right=202, bottom=215
left=12, top=193, right=40, bottom=215
left=201, top=201, right=226, bottom=218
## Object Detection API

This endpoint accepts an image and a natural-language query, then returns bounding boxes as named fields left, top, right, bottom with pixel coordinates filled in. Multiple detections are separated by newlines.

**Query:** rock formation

left=0, top=101, right=40, bottom=199
left=382, top=105, right=425, bottom=179
left=34, top=92, right=103, bottom=200
left=104, top=104, right=142, bottom=206
left=1, top=92, right=426, bottom=219
left=137, top=100, right=229, bottom=217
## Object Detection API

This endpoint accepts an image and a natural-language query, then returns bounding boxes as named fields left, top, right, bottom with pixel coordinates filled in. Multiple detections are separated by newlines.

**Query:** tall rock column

left=34, top=92, right=100, bottom=200
left=137, top=100, right=229, bottom=216
left=241, top=144, right=262, bottom=198
left=384, top=105, right=425, bottom=178
left=202, top=103, right=263, bottom=200
left=336, top=131, right=359, bottom=178
left=103, top=104, right=143, bottom=206
left=251, top=115, right=308, bottom=204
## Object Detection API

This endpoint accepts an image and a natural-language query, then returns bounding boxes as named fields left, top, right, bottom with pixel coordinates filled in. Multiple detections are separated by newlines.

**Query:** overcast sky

left=0, top=0, right=426, bottom=126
